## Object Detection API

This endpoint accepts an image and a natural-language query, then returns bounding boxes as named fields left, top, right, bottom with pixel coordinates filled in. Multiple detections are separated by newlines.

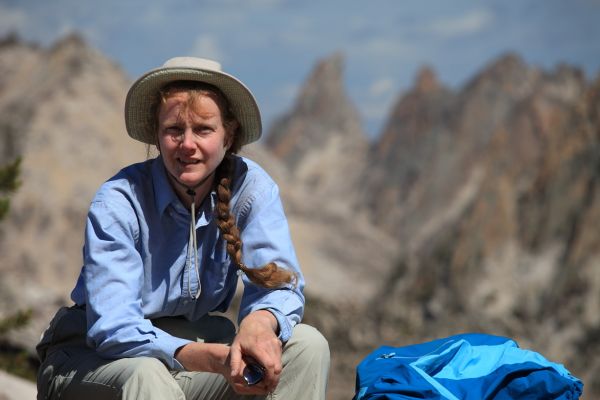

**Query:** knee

left=116, top=357, right=184, bottom=399
left=117, top=357, right=171, bottom=386
left=287, top=324, right=330, bottom=367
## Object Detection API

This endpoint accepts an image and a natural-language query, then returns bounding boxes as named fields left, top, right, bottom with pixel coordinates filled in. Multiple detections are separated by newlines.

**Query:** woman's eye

left=164, top=126, right=182, bottom=135
left=194, top=126, right=214, bottom=135
left=199, top=125, right=213, bottom=132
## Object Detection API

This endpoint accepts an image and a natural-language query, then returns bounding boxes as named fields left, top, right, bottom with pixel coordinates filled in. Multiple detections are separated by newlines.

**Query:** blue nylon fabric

left=354, top=333, right=583, bottom=400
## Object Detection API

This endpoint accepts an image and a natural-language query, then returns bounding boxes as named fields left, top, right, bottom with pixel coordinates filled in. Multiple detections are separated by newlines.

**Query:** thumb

left=229, top=343, right=242, bottom=377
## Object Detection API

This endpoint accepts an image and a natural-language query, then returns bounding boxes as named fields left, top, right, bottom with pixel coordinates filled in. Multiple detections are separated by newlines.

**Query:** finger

left=263, top=373, right=280, bottom=393
left=229, top=342, right=243, bottom=377
left=257, top=367, right=277, bottom=392
left=258, top=358, right=281, bottom=391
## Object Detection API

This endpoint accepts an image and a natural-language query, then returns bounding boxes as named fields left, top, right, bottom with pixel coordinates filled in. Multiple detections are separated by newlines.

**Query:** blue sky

left=1, top=0, right=599, bottom=138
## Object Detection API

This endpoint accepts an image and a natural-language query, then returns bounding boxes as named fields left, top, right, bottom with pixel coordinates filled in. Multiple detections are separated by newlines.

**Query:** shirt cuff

left=265, top=308, right=294, bottom=343
left=158, top=335, right=193, bottom=370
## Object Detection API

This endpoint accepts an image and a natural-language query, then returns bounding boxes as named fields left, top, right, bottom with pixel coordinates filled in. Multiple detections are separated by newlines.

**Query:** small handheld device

left=242, top=359, right=265, bottom=386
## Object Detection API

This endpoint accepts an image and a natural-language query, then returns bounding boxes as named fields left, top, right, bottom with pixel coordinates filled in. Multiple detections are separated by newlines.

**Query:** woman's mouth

left=177, top=158, right=200, bottom=165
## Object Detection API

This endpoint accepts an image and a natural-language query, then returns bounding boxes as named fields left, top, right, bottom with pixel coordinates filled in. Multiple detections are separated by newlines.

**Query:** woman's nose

left=180, top=129, right=196, bottom=149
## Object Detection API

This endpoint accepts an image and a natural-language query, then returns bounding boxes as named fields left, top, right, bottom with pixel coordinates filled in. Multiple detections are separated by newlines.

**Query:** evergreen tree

left=0, top=157, right=35, bottom=380
left=0, top=157, right=21, bottom=221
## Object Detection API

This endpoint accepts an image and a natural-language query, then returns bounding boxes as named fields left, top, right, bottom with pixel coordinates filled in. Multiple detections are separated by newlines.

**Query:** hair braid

left=215, top=155, right=297, bottom=289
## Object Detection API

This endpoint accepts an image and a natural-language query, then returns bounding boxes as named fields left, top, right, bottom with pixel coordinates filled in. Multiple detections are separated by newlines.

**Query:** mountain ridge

left=0, top=34, right=598, bottom=399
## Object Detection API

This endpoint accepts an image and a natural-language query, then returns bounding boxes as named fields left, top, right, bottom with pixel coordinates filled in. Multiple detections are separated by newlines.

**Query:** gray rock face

left=0, top=33, right=144, bottom=350
left=0, top=370, right=36, bottom=400
left=266, top=51, right=600, bottom=398
left=361, top=54, right=600, bottom=398
left=365, top=65, right=457, bottom=234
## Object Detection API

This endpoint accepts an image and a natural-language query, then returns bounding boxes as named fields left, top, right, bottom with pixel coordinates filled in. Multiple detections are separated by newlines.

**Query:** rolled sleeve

left=236, top=171, right=305, bottom=342
left=267, top=307, right=295, bottom=342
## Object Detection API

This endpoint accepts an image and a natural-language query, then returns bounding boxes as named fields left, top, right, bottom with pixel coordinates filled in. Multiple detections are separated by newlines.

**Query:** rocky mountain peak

left=365, top=63, right=455, bottom=230
left=376, top=64, right=452, bottom=156
left=265, top=52, right=368, bottom=214
left=415, top=65, right=441, bottom=94
left=463, top=52, right=537, bottom=101
left=48, top=32, right=87, bottom=53
left=486, top=52, right=525, bottom=74
left=294, top=52, right=345, bottom=116
left=0, top=32, right=34, bottom=49
left=0, top=36, right=142, bottom=350
left=47, top=33, right=90, bottom=74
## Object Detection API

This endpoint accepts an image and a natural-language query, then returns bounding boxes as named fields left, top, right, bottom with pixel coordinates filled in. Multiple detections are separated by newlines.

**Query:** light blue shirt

left=70, top=155, right=305, bottom=370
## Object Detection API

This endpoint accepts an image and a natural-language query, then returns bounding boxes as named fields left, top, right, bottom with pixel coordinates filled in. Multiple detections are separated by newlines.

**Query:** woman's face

left=157, top=90, right=231, bottom=199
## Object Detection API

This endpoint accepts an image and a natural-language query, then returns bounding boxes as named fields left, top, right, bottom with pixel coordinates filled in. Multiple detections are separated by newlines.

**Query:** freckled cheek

left=202, top=141, right=226, bottom=156
left=157, top=136, right=175, bottom=153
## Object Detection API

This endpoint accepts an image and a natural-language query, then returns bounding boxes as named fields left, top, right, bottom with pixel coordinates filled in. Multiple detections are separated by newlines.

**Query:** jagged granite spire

left=265, top=52, right=368, bottom=214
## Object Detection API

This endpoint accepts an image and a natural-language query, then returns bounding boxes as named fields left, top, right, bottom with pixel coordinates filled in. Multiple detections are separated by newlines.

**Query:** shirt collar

left=152, top=155, right=180, bottom=216
left=201, top=192, right=217, bottom=226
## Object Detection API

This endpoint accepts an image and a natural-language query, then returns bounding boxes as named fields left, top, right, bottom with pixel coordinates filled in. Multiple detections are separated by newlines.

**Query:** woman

left=36, top=57, right=330, bottom=399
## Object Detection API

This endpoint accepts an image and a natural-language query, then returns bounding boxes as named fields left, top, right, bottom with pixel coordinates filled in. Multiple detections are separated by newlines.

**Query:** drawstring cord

left=165, top=167, right=215, bottom=300
left=186, top=188, right=201, bottom=299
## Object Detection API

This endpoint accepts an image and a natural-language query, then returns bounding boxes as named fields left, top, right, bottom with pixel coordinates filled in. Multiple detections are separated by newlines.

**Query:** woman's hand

left=175, top=342, right=230, bottom=374
left=228, top=310, right=282, bottom=395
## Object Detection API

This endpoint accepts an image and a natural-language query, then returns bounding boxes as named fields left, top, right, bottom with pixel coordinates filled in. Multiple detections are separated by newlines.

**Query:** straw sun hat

left=125, top=57, right=262, bottom=146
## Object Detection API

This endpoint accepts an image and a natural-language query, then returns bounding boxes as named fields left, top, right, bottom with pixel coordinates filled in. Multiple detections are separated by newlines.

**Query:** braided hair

left=214, top=154, right=297, bottom=289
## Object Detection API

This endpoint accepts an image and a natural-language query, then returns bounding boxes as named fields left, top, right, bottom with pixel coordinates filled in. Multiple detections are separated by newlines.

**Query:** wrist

left=244, top=310, right=278, bottom=334
left=175, top=342, right=230, bottom=374
left=207, top=344, right=230, bottom=375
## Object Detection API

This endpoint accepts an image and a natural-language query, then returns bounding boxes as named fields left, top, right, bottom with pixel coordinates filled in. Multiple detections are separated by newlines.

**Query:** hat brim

left=125, top=67, right=262, bottom=146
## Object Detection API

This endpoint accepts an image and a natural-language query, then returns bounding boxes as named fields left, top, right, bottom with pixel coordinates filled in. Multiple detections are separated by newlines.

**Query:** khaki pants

left=36, top=306, right=329, bottom=400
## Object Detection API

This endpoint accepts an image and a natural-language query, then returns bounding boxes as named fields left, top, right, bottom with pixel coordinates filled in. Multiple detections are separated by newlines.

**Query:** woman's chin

left=177, top=172, right=212, bottom=188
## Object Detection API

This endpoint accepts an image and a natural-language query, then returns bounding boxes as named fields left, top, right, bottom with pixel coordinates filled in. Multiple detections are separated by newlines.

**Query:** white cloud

left=427, top=9, right=493, bottom=38
left=355, top=77, right=400, bottom=126
left=189, top=35, right=226, bottom=62
left=348, top=36, right=418, bottom=63
left=0, top=5, right=28, bottom=36
left=368, top=77, right=396, bottom=98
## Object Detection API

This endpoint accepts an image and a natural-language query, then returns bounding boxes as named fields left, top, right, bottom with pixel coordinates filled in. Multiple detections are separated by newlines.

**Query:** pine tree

left=0, top=157, right=35, bottom=380
left=0, top=157, right=21, bottom=221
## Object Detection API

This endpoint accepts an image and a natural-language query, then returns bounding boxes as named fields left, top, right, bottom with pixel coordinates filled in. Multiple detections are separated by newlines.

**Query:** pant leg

left=36, top=306, right=185, bottom=400
left=40, top=349, right=185, bottom=400
left=272, top=324, right=330, bottom=400
left=38, top=309, right=329, bottom=400
left=171, top=323, right=330, bottom=400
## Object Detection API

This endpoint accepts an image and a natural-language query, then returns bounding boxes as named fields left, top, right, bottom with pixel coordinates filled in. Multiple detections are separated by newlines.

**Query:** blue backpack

left=354, top=333, right=583, bottom=399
